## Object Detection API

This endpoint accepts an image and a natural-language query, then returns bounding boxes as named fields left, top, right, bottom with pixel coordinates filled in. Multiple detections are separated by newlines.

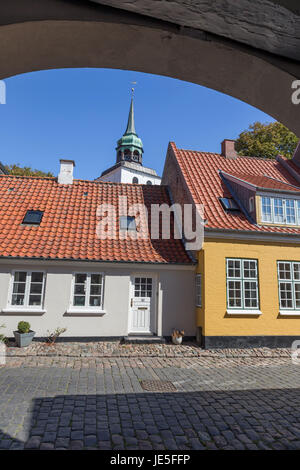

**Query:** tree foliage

left=235, top=121, right=298, bottom=159
left=5, top=164, right=54, bottom=177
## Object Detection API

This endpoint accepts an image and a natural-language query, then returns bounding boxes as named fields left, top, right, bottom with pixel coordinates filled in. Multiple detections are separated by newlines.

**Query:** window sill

left=279, top=310, right=300, bottom=316
left=226, top=309, right=262, bottom=315
left=1, top=308, right=46, bottom=315
left=65, top=309, right=106, bottom=317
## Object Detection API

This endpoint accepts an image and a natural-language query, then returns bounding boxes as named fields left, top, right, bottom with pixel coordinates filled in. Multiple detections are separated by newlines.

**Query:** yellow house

left=163, top=140, right=300, bottom=348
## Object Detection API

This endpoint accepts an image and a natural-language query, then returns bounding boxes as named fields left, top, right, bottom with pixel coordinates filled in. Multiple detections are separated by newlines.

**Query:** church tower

left=96, top=96, right=161, bottom=185
left=115, top=97, right=144, bottom=165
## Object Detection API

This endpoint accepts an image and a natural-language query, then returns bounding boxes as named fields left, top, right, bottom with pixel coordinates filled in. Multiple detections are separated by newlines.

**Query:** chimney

left=292, top=140, right=300, bottom=167
left=58, top=159, right=75, bottom=184
left=221, top=139, right=237, bottom=159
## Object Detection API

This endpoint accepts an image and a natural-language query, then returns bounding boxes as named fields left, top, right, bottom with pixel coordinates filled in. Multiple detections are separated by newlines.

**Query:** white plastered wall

left=0, top=260, right=195, bottom=339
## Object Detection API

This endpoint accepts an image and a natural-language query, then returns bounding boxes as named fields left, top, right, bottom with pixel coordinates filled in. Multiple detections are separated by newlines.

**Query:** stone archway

left=0, top=0, right=300, bottom=135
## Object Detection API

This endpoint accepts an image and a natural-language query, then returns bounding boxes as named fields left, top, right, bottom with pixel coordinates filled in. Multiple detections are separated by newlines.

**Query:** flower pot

left=13, top=330, right=35, bottom=348
left=172, top=335, right=183, bottom=345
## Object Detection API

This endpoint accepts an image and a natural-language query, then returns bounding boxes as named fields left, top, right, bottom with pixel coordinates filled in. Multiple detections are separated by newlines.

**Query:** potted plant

left=14, top=321, right=35, bottom=348
left=171, top=329, right=184, bottom=345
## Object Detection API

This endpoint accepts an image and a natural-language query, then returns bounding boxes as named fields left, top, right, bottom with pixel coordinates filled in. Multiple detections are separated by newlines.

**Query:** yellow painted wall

left=197, top=238, right=300, bottom=336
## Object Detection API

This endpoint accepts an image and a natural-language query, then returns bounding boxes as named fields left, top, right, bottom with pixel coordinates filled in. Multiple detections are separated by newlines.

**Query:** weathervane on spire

left=131, top=81, right=137, bottom=98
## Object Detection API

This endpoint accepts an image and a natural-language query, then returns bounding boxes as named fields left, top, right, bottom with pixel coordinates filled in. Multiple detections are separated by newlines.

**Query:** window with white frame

left=226, top=259, right=259, bottom=310
left=72, top=273, right=104, bottom=308
left=261, top=196, right=300, bottom=225
left=195, top=274, right=202, bottom=307
left=10, top=271, right=45, bottom=307
left=261, top=197, right=272, bottom=222
left=277, top=261, right=300, bottom=310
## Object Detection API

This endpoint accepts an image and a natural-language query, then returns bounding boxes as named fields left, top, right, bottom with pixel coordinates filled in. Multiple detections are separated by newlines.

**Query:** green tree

left=5, top=164, right=54, bottom=177
left=235, top=121, right=298, bottom=159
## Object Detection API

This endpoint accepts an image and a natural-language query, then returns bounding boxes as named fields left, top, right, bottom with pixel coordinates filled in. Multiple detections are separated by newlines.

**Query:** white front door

left=130, top=276, right=155, bottom=334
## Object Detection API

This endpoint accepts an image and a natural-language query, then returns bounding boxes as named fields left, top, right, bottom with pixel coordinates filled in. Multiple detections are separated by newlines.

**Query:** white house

left=0, top=160, right=195, bottom=340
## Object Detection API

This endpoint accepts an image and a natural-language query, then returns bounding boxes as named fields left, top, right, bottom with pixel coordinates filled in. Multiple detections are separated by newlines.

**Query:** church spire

left=116, top=94, right=144, bottom=165
left=124, top=97, right=136, bottom=135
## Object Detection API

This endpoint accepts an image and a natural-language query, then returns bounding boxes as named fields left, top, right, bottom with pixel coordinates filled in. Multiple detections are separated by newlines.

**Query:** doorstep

left=122, top=334, right=166, bottom=344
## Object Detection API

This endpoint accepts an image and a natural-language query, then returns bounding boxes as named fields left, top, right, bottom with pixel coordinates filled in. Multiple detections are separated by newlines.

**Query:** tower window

left=22, top=210, right=43, bottom=225
left=124, top=149, right=131, bottom=161
left=146, top=180, right=152, bottom=185
left=132, top=177, right=139, bottom=184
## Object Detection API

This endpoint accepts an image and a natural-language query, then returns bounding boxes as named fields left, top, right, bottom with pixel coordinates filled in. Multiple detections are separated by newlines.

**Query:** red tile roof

left=221, top=172, right=300, bottom=193
left=170, top=142, right=300, bottom=235
left=0, top=175, right=192, bottom=264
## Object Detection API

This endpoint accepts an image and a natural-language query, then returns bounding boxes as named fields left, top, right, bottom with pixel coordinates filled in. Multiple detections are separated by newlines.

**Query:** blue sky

left=2, top=68, right=274, bottom=180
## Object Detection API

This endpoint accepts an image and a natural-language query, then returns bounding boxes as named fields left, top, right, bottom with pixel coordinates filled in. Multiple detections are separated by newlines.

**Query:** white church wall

left=99, top=167, right=161, bottom=185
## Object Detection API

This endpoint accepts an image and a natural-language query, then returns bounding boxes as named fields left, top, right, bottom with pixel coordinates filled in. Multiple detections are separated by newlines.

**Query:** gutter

left=0, top=255, right=196, bottom=266
left=204, top=226, right=300, bottom=243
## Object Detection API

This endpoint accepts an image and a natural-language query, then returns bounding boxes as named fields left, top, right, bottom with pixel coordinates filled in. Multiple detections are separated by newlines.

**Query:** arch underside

left=0, top=11, right=299, bottom=135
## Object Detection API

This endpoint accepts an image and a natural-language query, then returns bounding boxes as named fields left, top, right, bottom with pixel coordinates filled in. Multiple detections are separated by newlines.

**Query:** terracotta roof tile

left=222, top=172, right=300, bottom=192
left=170, top=142, right=300, bottom=235
left=0, top=175, right=192, bottom=264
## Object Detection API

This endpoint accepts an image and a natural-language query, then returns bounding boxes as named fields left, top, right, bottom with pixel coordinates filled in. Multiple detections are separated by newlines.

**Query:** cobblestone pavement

left=1, top=356, right=300, bottom=450
left=5, top=340, right=292, bottom=358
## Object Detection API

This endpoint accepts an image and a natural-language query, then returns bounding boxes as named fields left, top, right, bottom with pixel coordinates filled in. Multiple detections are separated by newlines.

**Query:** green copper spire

left=125, top=98, right=136, bottom=135
left=116, top=96, right=144, bottom=165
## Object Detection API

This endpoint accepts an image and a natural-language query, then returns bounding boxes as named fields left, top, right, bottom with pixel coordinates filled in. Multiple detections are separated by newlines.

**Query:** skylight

left=219, top=198, right=239, bottom=211
left=22, top=210, right=43, bottom=225
left=119, top=216, right=136, bottom=231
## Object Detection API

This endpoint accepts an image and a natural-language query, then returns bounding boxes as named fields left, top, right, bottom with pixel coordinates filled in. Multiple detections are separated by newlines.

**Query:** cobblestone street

left=1, top=355, right=300, bottom=450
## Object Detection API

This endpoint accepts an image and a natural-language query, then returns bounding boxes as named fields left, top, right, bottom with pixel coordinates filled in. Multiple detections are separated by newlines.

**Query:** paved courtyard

left=1, top=355, right=300, bottom=450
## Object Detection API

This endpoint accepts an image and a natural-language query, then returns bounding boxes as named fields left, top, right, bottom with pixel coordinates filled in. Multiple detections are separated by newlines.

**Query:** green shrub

left=18, top=321, right=31, bottom=334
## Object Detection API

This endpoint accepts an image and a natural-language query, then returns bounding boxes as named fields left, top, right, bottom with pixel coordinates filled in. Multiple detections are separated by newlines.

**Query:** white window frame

left=278, top=261, right=300, bottom=315
left=3, top=270, right=46, bottom=313
left=67, top=272, right=105, bottom=315
left=261, top=196, right=272, bottom=223
left=226, top=258, right=261, bottom=315
left=195, top=274, right=202, bottom=307
left=261, top=196, right=300, bottom=226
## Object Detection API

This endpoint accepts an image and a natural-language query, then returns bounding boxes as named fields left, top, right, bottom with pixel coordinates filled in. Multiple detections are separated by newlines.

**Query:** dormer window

left=22, top=210, right=43, bottom=225
left=261, top=196, right=300, bottom=225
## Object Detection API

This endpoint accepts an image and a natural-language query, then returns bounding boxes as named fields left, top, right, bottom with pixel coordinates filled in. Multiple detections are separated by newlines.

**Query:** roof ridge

left=176, top=147, right=276, bottom=162
left=0, top=174, right=55, bottom=181
left=0, top=174, right=167, bottom=188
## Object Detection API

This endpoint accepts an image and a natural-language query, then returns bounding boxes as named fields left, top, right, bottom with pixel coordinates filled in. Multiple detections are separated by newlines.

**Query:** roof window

left=219, top=198, right=239, bottom=211
left=22, top=210, right=43, bottom=225
left=120, top=216, right=136, bottom=231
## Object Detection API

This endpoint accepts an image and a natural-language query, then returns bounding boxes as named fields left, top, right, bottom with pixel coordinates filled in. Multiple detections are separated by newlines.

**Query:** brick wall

left=162, top=147, right=198, bottom=259
left=162, top=148, right=193, bottom=208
